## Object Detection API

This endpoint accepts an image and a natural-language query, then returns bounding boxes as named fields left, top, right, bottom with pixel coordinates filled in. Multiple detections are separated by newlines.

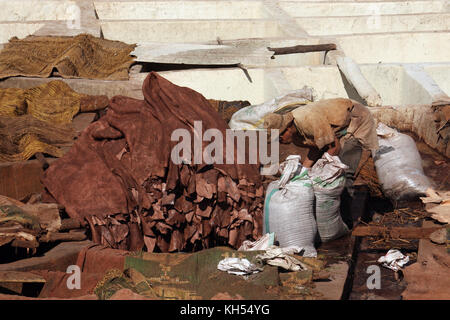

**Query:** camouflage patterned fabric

left=94, top=246, right=324, bottom=300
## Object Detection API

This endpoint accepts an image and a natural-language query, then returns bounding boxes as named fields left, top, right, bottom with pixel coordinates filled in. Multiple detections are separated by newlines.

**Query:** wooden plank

left=352, top=226, right=443, bottom=239
left=0, top=240, right=92, bottom=272
left=40, top=231, right=87, bottom=243
left=132, top=42, right=272, bottom=66
left=268, top=43, right=336, bottom=56
left=0, top=271, right=46, bottom=283
left=0, top=236, right=14, bottom=247
left=313, top=262, right=349, bottom=300
left=11, top=238, right=39, bottom=249
left=60, top=218, right=82, bottom=231
left=402, top=220, right=450, bottom=299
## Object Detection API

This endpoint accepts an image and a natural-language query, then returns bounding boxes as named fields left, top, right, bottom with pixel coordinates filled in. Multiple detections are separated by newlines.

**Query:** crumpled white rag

left=217, top=257, right=262, bottom=276
left=255, top=246, right=308, bottom=272
left=238, top=233, right=275, bottom=251
left=378, top=249, right=410, bottom=271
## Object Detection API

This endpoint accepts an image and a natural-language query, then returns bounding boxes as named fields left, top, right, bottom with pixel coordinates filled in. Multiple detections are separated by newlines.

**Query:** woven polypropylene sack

left=374, top=123, right=432, bottom=201
left=310, top=153, right=349, bottom=242
left=263, top=158, right=317, bottom=257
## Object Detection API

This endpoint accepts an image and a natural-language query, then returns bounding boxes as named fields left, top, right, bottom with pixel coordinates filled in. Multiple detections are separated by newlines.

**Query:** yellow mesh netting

left=25, top=80, right=83, bottom=125
left=0, top=134, right=66, bottom=163
left=0, top=34, right=136, bottom=81
left=0, top=88, right=27, bottom=117
left=0, top=80, right=102, bottom=162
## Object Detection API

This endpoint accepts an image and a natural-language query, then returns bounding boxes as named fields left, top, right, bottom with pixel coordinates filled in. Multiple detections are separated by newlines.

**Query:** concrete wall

left=0, top=1, right=78, bottom=21
left=159, top=66, right=349, bottom=103
left=280, top=1, right=448, bottom=17
left=0, top=0, right=99, bottom=43
left=424, top=64, right=450, bottom=96
left=94, top=1, right=271, bottom=20
left=100, top=20, right=286, bottom=44
left=0, top=23, right=44, bottom=43
left=280, top=66, right=349, bottom=100
left=337, top=32, right=450, bottom=64
left=360, top=64, right=433, bottom=105
left=296, top=14, right=450, bottom=36
left=160, top=68, right=273, bottom=104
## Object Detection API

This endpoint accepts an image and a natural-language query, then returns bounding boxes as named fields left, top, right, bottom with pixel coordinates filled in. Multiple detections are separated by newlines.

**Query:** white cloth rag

left=378, top=249, right=410, bottom=272
left=238, top=233, right=275, bottom=251
left=255, top=246, right=308, bottom=272
left=217, top=257, right=262, bottom=276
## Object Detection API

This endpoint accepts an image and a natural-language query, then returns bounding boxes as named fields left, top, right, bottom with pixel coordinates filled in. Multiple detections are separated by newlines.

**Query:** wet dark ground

left=345, top=134, right=448, bottom=300
left=0, top=242, right=60, bottom=264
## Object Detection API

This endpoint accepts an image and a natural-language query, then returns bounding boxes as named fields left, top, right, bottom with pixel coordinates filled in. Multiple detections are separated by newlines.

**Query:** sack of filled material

left=228, top=88, right=313, bottom=130
left=263, top=155, right=317, bottom=257
left=310, top=153, right=350, bottom=242
left=374, top=123, right=433, bottom=201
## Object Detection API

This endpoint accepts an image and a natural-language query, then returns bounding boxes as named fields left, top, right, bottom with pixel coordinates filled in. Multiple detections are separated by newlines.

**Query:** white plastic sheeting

left=228, top=88, right=313, bottom=131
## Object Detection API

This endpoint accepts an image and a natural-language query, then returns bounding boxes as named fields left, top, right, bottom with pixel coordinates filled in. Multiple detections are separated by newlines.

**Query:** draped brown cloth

left=290, top=98, right=379, bottom=152
left=42, top=72, right=264, bottom=252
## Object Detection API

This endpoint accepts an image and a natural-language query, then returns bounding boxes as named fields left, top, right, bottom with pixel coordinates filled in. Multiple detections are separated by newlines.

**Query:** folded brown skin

left=42, top=72, right=264, bottom=252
